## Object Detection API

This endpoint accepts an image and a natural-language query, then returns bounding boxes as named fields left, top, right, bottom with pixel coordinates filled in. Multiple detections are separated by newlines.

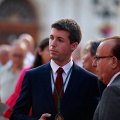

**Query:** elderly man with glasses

left=92, top=36, right=120, bottom=120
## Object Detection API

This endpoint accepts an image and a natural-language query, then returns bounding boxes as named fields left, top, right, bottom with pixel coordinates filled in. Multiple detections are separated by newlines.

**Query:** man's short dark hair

left=51, top=18, right=82, bottom=44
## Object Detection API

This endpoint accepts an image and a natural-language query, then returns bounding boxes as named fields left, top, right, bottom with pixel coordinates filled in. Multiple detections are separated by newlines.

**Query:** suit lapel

left=61, top=63, right=80, bottom=107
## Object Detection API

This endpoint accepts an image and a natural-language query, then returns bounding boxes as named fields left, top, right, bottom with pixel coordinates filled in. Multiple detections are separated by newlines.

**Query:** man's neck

left=53, top=59, right=71, bottom=67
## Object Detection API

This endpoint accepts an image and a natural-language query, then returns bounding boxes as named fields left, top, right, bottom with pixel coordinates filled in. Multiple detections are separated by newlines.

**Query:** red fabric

left=3, top=66, right=32, bottom=118
left=53, top=68, right=64, bottom=110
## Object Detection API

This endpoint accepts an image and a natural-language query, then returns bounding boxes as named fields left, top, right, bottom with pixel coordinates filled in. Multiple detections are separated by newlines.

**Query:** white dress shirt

left=50, top=59, right=73, bottom=93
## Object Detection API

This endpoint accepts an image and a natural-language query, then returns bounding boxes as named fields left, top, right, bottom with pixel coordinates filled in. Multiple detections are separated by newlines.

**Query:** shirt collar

left=107, top=72, right=120, bottom=86
left=50, top=59, right=73, bottom=74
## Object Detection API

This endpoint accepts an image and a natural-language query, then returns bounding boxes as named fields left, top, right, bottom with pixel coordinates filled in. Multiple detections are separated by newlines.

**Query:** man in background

left=0, top=44, right=11, bottom=71
left=19, top=33, right=35, bottom=66
left=0, top=40, right=27, bottom=103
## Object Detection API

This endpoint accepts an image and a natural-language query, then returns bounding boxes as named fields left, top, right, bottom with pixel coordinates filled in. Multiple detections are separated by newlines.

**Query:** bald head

left=19, top=33, right=35, bottom=53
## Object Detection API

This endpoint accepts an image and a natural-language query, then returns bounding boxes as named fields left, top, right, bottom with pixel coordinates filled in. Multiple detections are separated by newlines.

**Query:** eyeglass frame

left=93, top=55, right=114, bottom=63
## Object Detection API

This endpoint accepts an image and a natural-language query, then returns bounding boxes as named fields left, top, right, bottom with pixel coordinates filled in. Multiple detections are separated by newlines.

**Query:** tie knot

left=57, top=67, right=64, bottom=74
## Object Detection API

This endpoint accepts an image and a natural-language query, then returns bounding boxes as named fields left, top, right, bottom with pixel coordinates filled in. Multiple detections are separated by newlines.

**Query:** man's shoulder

left=26, top=62, right=50, bottom=74
left=111, top=74, right=120, bottom=86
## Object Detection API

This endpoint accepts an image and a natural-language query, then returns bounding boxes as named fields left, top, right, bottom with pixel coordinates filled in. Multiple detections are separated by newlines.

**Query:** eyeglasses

left=93, top=55, right=113, bottom=63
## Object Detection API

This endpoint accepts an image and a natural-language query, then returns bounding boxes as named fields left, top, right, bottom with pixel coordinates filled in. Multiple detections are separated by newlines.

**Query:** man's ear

left=71, top=42, right=78, bottom=52
left=111, top=56, right=118, bottom=69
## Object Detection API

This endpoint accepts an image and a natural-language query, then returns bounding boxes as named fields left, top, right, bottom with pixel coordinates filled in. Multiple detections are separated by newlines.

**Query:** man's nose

left=50, top=39, right=57, bottom=47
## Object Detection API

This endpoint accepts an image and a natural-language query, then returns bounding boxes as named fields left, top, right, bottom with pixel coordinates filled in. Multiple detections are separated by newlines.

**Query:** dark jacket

left=10, top=62, right=100, bottom=120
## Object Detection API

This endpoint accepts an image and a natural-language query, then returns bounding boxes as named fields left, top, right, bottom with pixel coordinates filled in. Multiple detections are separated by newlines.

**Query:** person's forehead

left=51, top=28, right=69, bottom=35
left=97, top=41, right=114, bottom=54
left=11, top=46, right=24, bottom=52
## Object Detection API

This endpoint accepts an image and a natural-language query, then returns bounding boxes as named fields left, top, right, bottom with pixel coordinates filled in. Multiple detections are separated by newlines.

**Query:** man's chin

left=50, top=56, right=58, bottom=61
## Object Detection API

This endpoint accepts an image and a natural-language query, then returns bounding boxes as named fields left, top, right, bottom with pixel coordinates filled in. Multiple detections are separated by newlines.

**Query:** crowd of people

left=0, top=18, right=120, bottom=120
left=0, top=34, right=50, bottom=120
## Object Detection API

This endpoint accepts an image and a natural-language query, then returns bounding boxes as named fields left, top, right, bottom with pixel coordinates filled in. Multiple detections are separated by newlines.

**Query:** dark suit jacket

left=93, top=74, right=120, bottom=120
left=97, top=80, right=106, bottom=96
left=10, top=62, right=100, bottom=120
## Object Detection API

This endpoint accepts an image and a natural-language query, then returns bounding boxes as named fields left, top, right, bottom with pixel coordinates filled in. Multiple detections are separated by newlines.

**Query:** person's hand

left=39, top=113, right=51, bottom=120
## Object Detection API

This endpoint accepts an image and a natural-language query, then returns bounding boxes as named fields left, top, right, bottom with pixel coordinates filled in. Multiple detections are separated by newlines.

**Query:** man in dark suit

left=10, top=18, right=100, bottom=120
left=93, top=36, right=120, bottom=120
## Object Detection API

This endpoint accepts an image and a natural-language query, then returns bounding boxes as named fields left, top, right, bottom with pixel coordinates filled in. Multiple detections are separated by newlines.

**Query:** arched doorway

left=0, top=0, right=39, bottom=45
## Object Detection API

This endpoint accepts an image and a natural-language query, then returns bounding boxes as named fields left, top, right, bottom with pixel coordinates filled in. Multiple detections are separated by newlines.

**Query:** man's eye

left=58, top=38, right=63, bottom=42
left=50, top=36, right=54, bottom=40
